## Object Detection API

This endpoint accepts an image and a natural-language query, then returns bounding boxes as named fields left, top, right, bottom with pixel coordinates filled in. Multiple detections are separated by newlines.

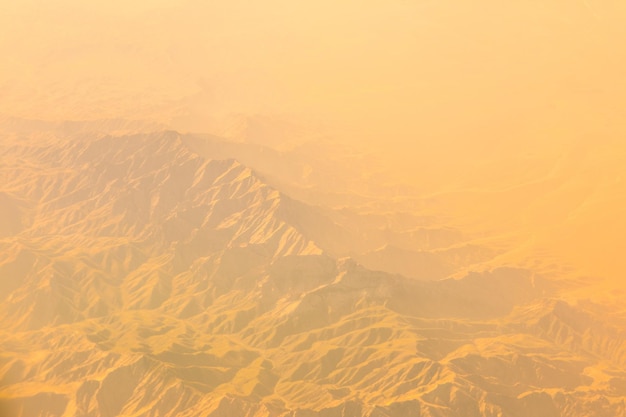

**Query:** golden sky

left=3, top=1, right=624, bottom=134
left=2, top=0, right=626, bottom=285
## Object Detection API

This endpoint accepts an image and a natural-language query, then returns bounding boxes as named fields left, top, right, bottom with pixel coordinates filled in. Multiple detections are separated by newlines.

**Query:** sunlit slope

left=183, top=131, right=499, bottom=279
left=2, top=261, right=625, bottom=416
left=0, top=130, right=324, bottom=328
left=0, top=130, right=625, bottom=417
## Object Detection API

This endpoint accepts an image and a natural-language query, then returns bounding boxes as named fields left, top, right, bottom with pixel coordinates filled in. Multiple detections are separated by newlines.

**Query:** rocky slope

left=0, top=128, right=625, bottom=417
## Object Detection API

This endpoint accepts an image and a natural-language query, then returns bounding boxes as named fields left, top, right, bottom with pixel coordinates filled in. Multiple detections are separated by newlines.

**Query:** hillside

left=0, top=128, right=625, bottom=416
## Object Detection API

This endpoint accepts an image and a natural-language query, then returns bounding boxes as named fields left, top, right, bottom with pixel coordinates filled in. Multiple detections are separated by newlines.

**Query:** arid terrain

left=1, top=120, right=624, bottom=416
left=2, top=1, right=626, bottom=416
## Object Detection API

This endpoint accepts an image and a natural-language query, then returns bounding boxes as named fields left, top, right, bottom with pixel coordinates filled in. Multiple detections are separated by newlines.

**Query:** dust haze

left=1, top=1, right=625, bottom=416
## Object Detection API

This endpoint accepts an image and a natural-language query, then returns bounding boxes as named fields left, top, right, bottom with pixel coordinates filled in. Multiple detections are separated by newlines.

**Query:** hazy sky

left=2, top=1, right=626, bottom=283
left=2, top=1, right=625, bottom=149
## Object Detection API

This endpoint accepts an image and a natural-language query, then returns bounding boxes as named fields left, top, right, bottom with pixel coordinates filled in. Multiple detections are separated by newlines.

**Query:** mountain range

left=0, top=122, right=625, bottom=416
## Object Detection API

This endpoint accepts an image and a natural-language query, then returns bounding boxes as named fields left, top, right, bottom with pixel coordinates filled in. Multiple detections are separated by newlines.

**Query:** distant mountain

left=0, top=127, right=624, bottom=417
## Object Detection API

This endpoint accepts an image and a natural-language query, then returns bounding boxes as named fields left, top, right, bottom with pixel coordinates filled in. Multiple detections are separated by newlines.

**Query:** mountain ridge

left=1, top=128, right=625, bottom=417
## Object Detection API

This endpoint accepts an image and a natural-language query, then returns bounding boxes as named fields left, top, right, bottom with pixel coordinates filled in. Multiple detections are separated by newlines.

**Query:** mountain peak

left=2, top=127, right=625, bottom=417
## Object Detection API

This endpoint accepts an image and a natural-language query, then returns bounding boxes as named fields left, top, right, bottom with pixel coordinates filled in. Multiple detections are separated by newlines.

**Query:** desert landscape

left=1, top=1, right=625, bottom=416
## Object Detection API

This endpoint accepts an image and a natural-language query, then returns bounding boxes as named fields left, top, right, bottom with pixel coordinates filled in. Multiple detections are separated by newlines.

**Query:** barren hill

left=0, top=128, right=624, bottom=417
